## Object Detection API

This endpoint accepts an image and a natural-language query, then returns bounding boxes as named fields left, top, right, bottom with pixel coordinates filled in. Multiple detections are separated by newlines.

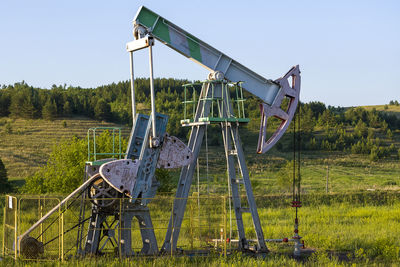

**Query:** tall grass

left=1, top=192, right=400, bottom=265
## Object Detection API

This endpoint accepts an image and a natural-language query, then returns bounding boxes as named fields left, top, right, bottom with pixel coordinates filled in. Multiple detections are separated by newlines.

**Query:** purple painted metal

left=257, top=65, right=301, bottom=154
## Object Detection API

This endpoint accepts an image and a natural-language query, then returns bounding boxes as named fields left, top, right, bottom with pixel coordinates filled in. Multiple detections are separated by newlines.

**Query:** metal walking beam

left=130, top=6, right=301, bottom=153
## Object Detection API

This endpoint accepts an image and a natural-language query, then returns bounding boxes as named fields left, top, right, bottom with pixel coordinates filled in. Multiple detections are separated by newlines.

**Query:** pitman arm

left=129, top=6, right=301, bottom=153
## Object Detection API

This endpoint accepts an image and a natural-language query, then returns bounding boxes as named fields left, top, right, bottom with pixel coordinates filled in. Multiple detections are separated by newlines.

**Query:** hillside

left=0, top=117, right=130, bottom=186
left=1, top=80, right=400, bottom=193
left=363, top=104, right=400, bottom=118
left=0, top=113, right=399, bottom=194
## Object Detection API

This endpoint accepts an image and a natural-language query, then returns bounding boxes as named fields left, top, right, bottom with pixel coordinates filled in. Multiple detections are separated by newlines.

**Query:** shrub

left=23, top=131, right=126, bottom=194
left=5, top=122, right=12, bottom=133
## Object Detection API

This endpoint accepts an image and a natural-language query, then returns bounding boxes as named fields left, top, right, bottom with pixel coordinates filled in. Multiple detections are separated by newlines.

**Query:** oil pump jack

left=18, top=6, right=300, bottom=258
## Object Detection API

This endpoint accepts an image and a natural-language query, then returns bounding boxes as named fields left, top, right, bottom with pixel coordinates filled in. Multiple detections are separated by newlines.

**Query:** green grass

left=1, top=193, right=400, bottom=266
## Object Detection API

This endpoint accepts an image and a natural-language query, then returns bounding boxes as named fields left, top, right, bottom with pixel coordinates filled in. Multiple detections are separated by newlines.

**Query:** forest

left=1, top=79, right=400, bottom=162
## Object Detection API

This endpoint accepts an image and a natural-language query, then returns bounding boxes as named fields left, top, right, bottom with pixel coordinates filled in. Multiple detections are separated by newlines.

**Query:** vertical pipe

left=223, top=196, right=227, bottom=257
left=61, top=212, right=64, bottom=262
left=148, top=46, right=157, bottom=138
left=112, top=129, right=115, bottom=158
left=87, top=130, right=90, bottom=161
left=119, top=129, right=121, bottom=159
left=93, top=129, right=96, bottom=161
left=118, top=198, right=122, bottom=260
left=14, top=199, right=17, bottom=260
left=196, top=159, right=201, bottom=242
left=171, top=199, right=174, bottom=257
left=2, top=206, right=5, bottom=257
left=183, top=86, right=187, bottom=120
left=129, top=52, right=136, bottom=124
left=39, top=198, right=43, bottom=243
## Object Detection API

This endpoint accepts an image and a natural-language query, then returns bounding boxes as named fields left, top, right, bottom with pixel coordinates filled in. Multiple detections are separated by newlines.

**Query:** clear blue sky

left=0, top=0, right=399, bottom=107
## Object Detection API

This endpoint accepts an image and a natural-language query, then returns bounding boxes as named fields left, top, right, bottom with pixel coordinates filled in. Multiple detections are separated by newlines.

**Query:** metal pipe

left=148, top=45, right=157, bottom=138
left=19, top=174, right=100, bottom=242
left=129, top=52, right=136, bottom=124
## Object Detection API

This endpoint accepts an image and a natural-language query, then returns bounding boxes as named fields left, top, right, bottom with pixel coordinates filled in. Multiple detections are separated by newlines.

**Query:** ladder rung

left=240, top=207, right=251, bottom=213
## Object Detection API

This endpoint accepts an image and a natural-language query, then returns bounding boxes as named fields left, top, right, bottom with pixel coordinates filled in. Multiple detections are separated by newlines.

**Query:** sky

left=0, top=0, right=399, bottom=107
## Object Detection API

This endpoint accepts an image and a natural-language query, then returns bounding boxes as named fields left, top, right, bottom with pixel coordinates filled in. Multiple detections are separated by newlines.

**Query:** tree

left=0, top=92, right=11, bottom=116
left=23, top=136, right=87, bottom=193
left=23, top=132, right=127, bottom=194
left=387, top=129, right=393, bottom=139
left=9, top=84, right=40, bottom=119
left=0, top=158, right=12, bottom=193
left=42, top=99, right=58, bottom=120
left=307, top=101, right=326, bottom=118
left=318, top=109, right=337, bottom=127
left=354, top=119, right=368, bottom=137
left=63, top=100, right=73, bottom=116
left=369, top=146, right=379, bottom=162
left=94, top=99, right=111, bottom=121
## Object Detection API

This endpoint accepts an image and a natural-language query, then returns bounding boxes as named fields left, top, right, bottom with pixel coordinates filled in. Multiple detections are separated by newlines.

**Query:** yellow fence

left=2, top=194, right=229, bottom=262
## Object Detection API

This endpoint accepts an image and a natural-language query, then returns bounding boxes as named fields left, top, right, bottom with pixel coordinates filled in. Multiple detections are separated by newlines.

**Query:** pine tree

left=63, top=100, right=72, bottom=116
left=94, top=99, right=111, bottom=121
left=0, top=158, right=11, bottom=193
left=42, top=99, right=58, bottom=120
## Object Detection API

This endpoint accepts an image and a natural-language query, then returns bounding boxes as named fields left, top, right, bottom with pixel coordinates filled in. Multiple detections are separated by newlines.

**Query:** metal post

left=171, top=199, right=174, bottom=257
left=14, top=199, right=17, bottom=260
left=223, top=196, right=227, bottom=257
left=61, top=212, right=64, bottom=262
left=129, top=52, right=136, bottom=123
left=118, top=198, right=122, bottom=260
left=148, top=45, right=157, bottom=139
left=2, top=206, right=5, bottom=257
left=39, top=197, right=43, bottom=243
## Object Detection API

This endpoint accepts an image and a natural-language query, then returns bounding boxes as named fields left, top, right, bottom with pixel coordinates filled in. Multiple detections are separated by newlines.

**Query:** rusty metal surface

left=157, top=135, right=193, bottom=169
left=99, top=159, right=140, bottom=196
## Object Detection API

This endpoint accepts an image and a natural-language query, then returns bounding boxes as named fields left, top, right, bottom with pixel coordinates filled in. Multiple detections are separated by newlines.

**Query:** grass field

left=362, top=104, right=400, bottom=118
left=1, top=192, right=399, bottom=266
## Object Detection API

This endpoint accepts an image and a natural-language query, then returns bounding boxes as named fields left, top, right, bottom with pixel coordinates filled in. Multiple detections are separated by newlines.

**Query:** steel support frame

left=161, top=80, right=267, bottom=253
left=83, top=205, right=158, bottom=256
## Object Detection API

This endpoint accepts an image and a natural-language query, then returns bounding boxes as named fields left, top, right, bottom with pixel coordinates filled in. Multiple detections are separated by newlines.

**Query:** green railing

left=181, top=80, right=249, bottom=124
left=87, top=127, right=124, bottom=164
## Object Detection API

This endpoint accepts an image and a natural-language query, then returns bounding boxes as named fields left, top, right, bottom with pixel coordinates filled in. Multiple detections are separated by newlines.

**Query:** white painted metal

left=148, top=45, right=157, bottom=140
left=156, top=135, right=193, bottom=169
left=133, top=6, right=282, bottom=105
left=129, top=52, right=136, bottom=123
left=126, top=36, right=154, bottom=52
left=99, top=159, right=141, bottom=197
